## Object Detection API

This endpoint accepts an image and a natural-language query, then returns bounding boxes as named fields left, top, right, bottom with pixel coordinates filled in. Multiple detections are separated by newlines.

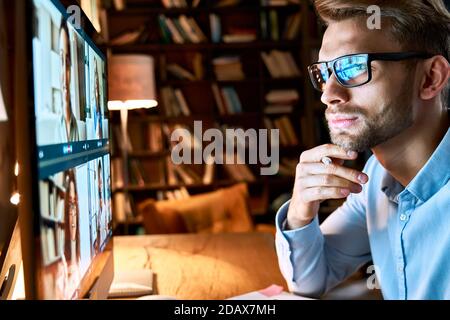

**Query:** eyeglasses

left=307, top=52, right=433, bottom=92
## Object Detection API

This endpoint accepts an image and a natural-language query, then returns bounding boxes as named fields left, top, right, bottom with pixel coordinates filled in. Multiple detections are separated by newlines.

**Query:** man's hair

left=314, top=0, right=450, bottom=105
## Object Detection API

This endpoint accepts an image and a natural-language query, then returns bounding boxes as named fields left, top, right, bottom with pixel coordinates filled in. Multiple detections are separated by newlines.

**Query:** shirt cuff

left=275, top=200, right=322, bottom=250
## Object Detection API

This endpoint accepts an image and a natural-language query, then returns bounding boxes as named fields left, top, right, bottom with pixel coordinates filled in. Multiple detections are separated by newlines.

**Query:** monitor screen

left=30, top=0, right=112, bottom=299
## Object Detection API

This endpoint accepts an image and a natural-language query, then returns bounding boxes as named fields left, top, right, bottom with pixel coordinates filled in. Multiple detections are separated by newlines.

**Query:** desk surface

left=113, top=232, right=288, bottom=300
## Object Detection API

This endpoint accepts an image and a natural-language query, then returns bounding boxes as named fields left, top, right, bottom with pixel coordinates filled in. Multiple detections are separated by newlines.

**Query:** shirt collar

left=381, top=127, right=450, bottom=203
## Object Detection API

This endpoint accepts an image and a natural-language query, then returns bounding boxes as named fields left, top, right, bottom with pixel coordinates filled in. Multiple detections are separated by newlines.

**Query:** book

left=147, top=123, right=163, bottom=152
left=174, top=89, right=191, bottom=116
left=222, top=34, right=256, bottom=43
left=178, top=15, right=202, bottom=43
left=157, top=15, right=173, bottom=44
left=265, top=89, right=299, bottom=104
left=211, top=83, right=228, bottom=115
left=269, top=10, right=279, bottom=41
left=283, top=12, right=302, bottom=40
left=108, top=270, right=154, bottom=298
left=161, top=16, right=184, bottom=43
left=186, top=17, right=208, bottom=42
left=264, top=105, right=294, bottom=114
left=192, top=53, right=204, bottom=79
left=281, top=116, right=299, bottom=145
left=109, top=26, right=145, bottom=46
left=209, top=14, right=222, bottom=43
left=167, top=63, right=196, bottom=80
left=260, top=11, right=269, bottom=40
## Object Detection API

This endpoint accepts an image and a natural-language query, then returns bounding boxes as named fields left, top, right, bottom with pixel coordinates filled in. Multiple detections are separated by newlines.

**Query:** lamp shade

left=108, top=54, right=158, bottom=110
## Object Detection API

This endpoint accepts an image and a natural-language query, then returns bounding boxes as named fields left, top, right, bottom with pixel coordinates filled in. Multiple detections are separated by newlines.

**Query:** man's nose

left=320, top=73, right=350, bottom=106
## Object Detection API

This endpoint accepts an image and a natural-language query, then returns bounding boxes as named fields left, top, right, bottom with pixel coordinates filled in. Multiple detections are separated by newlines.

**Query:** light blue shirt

left=275, top=127, right=450, bottom=300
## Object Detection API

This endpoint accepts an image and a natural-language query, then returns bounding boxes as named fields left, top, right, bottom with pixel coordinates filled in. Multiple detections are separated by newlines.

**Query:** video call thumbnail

left=32, top=0, right=108, bottom=146
left=38, top=156, right=112, bottom=299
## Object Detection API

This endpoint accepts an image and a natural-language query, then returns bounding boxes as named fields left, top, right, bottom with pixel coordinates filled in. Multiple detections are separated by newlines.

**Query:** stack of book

left=261, top=50, right=301, bottom=78
left=162, top=53, right=204, bottom=81
left=211, top=84, right=243, bottom=115
left=263, top=115, right=299, bottom=146
left=222, top=27, right=257, bottom=43
left=166, top=63, right=196, bottom=80
left=160, top=86, right=192, bottom=117
left=282, top=12, right=302, bottom=40
left=158, top=15, right=207, bottom=44
left=264, top=89, right=298, bottom=115
left=212, top=56, right=245, bottom=80
left=265, top=89, right=299, bottom=105
left=260, top=10, right=280, bottom=41
left=166, top=157, right=215, bottom=186
left=156, top=187, right=191, bottom=201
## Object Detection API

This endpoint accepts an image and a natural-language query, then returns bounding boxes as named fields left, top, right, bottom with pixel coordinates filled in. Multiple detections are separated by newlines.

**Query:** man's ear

left=419, top=55, right=450, bottom=100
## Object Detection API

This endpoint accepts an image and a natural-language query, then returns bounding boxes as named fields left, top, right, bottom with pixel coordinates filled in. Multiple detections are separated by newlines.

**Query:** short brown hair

left=314, top=0, right=450, bottom=104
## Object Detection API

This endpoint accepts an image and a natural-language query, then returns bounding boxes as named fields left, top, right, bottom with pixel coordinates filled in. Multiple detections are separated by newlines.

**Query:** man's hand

left=286, top=144, right=369, bottom=230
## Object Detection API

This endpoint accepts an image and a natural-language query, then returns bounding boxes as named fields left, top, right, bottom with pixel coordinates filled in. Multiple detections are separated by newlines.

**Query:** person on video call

left=58, top=19, right=79, bottom=143
left=61, top=169, right=81, bottom=299
left=92, top=160, right=105, bottom=253
left=93, top=62, right=103, bottom=140
left=276, top=0, right=450, bottom=300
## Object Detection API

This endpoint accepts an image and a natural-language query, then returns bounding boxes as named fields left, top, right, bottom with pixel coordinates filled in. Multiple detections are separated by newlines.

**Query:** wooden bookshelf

left=105, top=0, right=324, bottom=233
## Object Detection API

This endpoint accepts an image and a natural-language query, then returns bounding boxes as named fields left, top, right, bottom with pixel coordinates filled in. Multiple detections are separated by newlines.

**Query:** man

left=58, top=19, right=79, bottom=143
left=275, top=0, right=450, bottom=300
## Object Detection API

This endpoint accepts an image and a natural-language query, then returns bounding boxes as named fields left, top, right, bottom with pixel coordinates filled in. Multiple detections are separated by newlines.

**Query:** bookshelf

left=104, top=0, right=325, bottom=234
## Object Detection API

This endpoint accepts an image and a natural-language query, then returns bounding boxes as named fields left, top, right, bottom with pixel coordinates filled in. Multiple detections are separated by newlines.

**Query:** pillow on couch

left=138, top=183, right=255, bottom=234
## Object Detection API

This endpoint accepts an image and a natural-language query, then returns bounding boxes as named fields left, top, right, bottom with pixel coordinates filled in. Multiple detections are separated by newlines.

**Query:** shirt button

left=400, top=214, right=407, bottom=221
left=397, top=265, right=403, bottom=272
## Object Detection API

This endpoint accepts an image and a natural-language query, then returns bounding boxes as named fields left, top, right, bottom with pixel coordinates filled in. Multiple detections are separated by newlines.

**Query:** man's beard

left=325, top=86, right=414, bottom=152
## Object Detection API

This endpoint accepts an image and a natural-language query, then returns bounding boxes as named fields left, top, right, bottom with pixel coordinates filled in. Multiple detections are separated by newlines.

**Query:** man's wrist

left=285, top=217, right=313, bottom=230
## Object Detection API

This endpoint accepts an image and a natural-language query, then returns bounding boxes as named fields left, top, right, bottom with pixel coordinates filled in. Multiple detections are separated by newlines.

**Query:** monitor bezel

left=15, top=0, right=114, bottom=300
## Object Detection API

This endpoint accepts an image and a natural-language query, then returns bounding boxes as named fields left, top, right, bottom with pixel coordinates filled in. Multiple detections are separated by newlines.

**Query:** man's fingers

left=300, top=187, right=351, bottom=203
left=297, top=162, right=369, bottom=184
left=299, top=144, right=358, bottom=163
left=301, top=174, right=363, bottom=193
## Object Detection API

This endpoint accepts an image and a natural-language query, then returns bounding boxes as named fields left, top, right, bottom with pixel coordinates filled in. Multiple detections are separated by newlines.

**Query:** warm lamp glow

left=107, top=99, right=158, bottom=111
left=108, top=54, right=158, bottom=111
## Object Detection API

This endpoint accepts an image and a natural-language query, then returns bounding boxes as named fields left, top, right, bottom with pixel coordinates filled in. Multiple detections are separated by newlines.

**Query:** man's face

left=60, top=29, right=71, bottom=116
left=319, top=18, right=417, bottom=152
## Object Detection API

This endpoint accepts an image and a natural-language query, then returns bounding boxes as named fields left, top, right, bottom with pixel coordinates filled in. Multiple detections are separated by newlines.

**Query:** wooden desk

left=113, top=232, right=288, bottom=300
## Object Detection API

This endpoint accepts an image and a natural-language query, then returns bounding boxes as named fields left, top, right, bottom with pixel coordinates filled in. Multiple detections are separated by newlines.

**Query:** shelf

left=113, top=175, right=295, bottom=193
left=107, top=40, right=301, bottom=52
left=108, top=4, right=301, bottom=16
left=159, top=77, right=303, bottom=86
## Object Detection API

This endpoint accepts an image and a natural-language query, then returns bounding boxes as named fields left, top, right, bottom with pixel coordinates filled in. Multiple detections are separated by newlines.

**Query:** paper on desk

left=0, top=82, right=7, bottom=122
left=228, top=284, right=314, bottom=300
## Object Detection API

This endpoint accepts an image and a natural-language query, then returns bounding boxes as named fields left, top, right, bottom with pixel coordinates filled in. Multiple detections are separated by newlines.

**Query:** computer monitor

left=14, top=0, right=114, bottom=299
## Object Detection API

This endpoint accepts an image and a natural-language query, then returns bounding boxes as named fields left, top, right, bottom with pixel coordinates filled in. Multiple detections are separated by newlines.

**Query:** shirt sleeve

left=275, top=177, right=372, bottom=298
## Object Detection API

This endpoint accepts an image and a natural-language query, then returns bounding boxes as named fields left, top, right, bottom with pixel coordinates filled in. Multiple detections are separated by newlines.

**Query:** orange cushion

left=138, top=183, right=254, bottom=234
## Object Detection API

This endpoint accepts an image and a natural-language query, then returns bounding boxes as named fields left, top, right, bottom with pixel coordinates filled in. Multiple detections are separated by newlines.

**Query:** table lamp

left=108, top=54, right=158, bottom=229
